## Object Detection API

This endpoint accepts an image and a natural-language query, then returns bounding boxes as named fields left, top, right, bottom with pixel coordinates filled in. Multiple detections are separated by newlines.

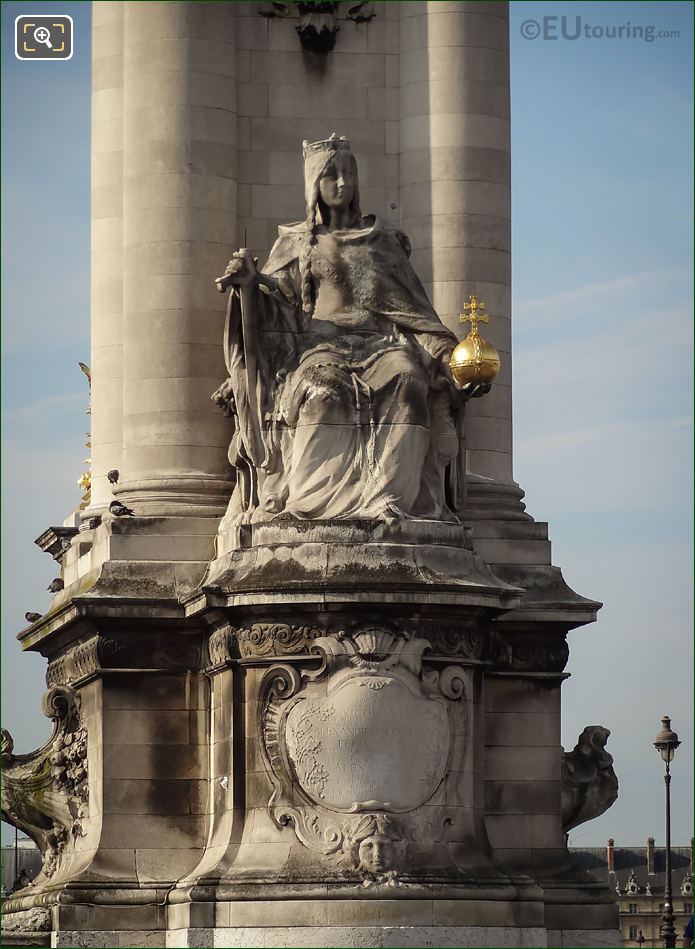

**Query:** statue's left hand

left=459, top=382, right=492, bottom=401
left=212, top=378, right=236, bottom=416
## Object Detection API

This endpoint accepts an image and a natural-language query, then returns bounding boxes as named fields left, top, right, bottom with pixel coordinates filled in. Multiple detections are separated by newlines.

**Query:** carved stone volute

left=1, top=685, right=89, bottom=886
left=561, top=725, right=618, bottom=834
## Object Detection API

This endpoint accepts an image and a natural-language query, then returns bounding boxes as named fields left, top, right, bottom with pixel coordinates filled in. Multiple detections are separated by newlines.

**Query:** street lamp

left=637, top=931, right=646, bottom=949
left=654, top=715, right=681, bottom=949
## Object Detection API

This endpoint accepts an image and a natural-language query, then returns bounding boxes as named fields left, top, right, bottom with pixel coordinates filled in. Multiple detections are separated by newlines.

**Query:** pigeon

left=25, top=612, right=41, bottom=623
left=47, top=578, right=64, bottom=593
left=88, top=516, right=102, bottom=530
left=107, top=469, right=119, bottom=484
left=109, top=500, right=134, bottom=517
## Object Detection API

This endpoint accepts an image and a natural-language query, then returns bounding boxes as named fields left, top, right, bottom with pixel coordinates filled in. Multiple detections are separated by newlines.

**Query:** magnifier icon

left=34, top=26, right=53, bottom=49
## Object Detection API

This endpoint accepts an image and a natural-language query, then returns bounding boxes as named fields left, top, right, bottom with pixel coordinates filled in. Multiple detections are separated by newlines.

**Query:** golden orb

left=449, top=294, right=501, bottom=388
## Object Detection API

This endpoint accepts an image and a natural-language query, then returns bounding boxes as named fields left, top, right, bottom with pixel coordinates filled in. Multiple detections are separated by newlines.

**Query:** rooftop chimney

left=607, top=838, right=615, bottom=873
left=647, top=836, right=655, bottom=875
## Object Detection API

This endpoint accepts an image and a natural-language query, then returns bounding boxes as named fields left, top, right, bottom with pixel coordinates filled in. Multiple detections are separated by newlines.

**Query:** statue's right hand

left=215, top=249, right=258, bottom=292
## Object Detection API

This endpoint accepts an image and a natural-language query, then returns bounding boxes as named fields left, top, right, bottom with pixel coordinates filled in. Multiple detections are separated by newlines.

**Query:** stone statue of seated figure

left=213, top=134, right=464, bottom=527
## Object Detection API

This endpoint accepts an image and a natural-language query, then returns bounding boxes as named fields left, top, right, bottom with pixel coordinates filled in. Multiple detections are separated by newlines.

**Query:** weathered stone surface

left=285, top=673, right=449, bottom=810
left=546, top=930, right=621, bottom=948
left=53, top=931, right=165, bottom=948
left=168, top=925, right=547, bottom=947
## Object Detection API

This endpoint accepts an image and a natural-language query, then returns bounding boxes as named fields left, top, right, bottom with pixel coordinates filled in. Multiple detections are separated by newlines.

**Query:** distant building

left=571, top=838, right=694, bottom=947
left=1, top=836, right=42, bottom=894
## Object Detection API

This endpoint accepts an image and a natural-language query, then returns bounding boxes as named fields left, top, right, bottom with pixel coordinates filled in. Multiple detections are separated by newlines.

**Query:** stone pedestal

left=3, top=521, right=618, bottom=948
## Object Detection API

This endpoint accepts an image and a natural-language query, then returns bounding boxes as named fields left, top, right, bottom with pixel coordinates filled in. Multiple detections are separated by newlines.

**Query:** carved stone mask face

left=318, top=152, right=357, bottom=212
left=357, top=833, right=394, bottom=874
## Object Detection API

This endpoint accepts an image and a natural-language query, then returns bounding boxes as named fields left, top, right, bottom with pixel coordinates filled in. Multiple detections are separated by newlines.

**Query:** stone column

left=89, top=1, right=124, bottom=514
left=119, top=2, right=238, bottom=517
left=399, top=1, right=515, bottom=494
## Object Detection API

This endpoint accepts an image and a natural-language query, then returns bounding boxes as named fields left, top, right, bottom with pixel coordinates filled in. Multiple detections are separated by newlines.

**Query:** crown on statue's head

left=302, top=133, right=351, bottom=159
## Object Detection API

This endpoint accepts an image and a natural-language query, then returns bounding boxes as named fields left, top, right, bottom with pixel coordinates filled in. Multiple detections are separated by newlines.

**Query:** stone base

left=194, top=517, right=523, bottom=612
left=164, top=924, right=622, bottom=947
left=52, top=933, right=165, bottom=948
left=166, top=925, right=547, bottom=948
left=546, top=930, right=622, bottom=948
left=162, top=892, right=619, bottom=948
left=0, top=907, right=51, bottom=947
left=43, top=925, right=623, bottom=948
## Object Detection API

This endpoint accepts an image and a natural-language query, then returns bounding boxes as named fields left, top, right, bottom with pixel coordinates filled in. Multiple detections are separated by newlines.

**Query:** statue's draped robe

left=222, top=215, right=459, bottom=522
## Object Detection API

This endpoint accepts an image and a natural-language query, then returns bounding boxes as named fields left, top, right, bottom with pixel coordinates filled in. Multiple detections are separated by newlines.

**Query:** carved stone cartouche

left=1, top=685, right=88, bottom=886
left=259, top=624, right=467, bottom=884
left=561, top=725, right=618, bottom=834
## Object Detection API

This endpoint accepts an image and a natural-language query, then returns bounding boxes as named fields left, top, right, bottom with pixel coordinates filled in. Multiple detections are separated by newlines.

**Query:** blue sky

left=1, top=1, right=693, bottom=848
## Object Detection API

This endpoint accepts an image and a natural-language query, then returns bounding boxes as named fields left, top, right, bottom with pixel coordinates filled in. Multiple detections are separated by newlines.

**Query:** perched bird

left=88, top=516, right=102, bottom=530
left=25, top=612, right=41, bottom=624
left=47, top=578, right=64, bottom=593
left=107, top=469, right=119, bottom=484
left=109, top=500, right=134, bottom=517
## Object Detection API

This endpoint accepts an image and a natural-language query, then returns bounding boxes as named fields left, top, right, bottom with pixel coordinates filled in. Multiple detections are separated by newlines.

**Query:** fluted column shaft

left=399, top=1, right=514, bottom=489
left=119, top=1, right=238, bottom=516
left=90, top=1, right=124, bottom=513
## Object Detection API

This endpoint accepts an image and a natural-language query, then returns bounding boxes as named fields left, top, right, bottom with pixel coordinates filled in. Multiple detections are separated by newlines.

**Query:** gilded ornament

left=449, top=294, right=501, bottom=387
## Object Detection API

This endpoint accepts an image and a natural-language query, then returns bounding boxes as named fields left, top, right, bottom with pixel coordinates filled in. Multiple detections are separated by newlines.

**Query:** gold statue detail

left=77, top=362, right=92, bottom=506
left=449, top=295, right=501, bottom=387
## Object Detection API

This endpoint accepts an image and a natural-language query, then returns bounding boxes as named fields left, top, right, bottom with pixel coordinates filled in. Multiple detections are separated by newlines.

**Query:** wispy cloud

left=514, top=268, right=692, bottom=324
left=2, top=392, right=84, bottom=420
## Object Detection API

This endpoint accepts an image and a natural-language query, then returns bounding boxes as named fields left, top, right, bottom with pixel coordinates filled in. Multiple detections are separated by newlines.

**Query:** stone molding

left=205, top=619, right=568, bottom=675
left=493, top=630, right=570, bottom=673
left=45, top=632, right=203, bottom=687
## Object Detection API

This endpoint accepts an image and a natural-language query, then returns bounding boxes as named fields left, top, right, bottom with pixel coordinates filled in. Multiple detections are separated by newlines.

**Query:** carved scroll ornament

left=1, top=685, right=88, bottom=885
left=561, top=725, right=618, bottom=834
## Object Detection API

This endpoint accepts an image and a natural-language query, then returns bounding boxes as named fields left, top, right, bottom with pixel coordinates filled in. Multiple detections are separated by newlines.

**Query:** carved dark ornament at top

left=259, top=1, right=376, bottom=54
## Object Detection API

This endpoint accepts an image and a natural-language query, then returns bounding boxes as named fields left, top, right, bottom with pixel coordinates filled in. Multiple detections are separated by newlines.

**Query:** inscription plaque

left=285, top=674, right=450, bottom=811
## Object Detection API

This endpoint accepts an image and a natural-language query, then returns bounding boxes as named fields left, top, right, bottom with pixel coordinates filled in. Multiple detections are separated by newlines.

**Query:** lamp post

left=636, top=931, right=646, bottom=949
left=654, top=715, right=681, bottom=949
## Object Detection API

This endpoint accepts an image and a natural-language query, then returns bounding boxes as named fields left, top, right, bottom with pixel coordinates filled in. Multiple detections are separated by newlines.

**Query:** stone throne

left=2, top=4, right=620, bottom=948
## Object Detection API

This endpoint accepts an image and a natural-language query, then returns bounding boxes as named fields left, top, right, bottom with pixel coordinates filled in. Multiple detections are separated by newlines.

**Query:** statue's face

left=319, top=152, right=356, bottom=211
left=357, top=833, right=394, bottom=874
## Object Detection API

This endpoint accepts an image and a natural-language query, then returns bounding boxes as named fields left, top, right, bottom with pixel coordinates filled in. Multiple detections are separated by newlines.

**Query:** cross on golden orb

left=460, top=295, right=490, bottom=336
